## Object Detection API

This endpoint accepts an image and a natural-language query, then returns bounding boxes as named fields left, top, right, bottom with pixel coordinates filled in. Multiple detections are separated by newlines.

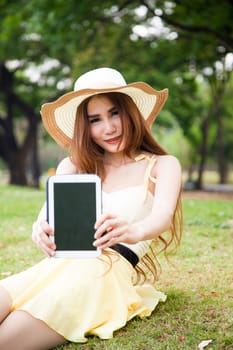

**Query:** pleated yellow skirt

left=0, top=253, right=166, bottom=342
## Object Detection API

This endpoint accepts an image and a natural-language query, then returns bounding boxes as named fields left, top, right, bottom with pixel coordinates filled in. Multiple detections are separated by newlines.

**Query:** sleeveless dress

left=0, top=155, right=166, bottom=343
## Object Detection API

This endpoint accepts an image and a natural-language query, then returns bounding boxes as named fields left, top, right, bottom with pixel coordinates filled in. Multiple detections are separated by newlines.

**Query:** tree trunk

left=28, top=125, right=41, bottom=188
left=196, top=80, right=226, bottom=189
left=8, top=153, right=27, bottom=186
left=216, top=109, right=227, bottom=183
left=2, top=118, right=40, bottom=187
left=0, top=63, right=41, bottom=187
left=196, top=118, right=209, bottom=190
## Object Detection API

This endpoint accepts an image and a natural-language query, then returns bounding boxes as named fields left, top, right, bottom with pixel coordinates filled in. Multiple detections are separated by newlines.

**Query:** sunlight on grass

left=0, top=185, right=233, bottom=349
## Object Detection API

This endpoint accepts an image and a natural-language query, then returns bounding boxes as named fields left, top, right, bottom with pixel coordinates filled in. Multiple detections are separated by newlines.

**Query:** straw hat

left=41, top=67, right=168, bottom=148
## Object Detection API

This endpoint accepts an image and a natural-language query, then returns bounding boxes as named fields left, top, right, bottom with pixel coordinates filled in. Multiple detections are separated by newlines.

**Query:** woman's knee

left=0, top=310, right=66, bottom=350
left=0, top=286, right=12, bottom=322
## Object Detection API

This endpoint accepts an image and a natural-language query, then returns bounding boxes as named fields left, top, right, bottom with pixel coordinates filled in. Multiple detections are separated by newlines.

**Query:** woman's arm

left=133, top=155, right=182, bottom=240
left=31, top=157, right=77, bottom=256
left=93, top=155, right=182, bottom=248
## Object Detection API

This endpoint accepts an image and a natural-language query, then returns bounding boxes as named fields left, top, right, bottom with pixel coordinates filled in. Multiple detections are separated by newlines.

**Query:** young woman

left=0, top=68, right=183, bottom=349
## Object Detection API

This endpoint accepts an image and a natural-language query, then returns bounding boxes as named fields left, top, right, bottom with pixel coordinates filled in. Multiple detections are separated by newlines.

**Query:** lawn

left=0, top=185, right=232, bottom=350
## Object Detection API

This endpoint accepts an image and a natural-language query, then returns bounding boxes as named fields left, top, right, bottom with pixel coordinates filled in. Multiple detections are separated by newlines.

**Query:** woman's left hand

left=93, top=213, right=142, bottom=249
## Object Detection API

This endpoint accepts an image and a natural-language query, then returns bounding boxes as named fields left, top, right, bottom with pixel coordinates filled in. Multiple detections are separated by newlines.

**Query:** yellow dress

left=0, top=158, right=166, bottom=343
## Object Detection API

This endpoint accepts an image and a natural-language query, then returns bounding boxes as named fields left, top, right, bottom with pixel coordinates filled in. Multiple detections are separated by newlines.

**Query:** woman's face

left=87, top=95, right=125, bottom=153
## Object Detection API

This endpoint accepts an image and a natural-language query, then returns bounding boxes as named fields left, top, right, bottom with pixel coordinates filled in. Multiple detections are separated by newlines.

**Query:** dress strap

left=135, top=154, right=157, bottom=202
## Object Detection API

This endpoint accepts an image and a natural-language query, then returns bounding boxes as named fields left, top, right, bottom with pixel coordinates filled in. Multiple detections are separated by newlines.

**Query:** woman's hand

left=32, top=220, right=56, bottom=257
left=93, top=213, right=143, bottom=249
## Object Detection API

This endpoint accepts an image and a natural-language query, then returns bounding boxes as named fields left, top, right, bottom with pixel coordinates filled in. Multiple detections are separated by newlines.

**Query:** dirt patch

left=182, top=190, right=233, bottom=201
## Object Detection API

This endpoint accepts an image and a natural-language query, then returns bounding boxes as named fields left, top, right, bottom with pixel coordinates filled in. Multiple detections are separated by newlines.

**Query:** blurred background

left=0, top=0, right=232, bottom=190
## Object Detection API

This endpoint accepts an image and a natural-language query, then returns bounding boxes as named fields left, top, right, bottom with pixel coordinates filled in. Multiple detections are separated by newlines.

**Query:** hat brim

left=41, top=82, right=168, bottom=148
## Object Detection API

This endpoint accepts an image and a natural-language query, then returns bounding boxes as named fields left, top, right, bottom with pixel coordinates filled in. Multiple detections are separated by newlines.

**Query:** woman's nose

left=104, top=119, right=116, bottom=133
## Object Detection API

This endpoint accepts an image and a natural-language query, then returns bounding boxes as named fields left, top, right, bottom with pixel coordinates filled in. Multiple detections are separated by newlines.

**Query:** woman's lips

left=105, top=136, right=122, bottom=144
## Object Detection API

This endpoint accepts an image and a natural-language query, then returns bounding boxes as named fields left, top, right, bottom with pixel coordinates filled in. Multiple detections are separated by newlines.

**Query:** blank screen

left=53, top=182, right=96, bottom=251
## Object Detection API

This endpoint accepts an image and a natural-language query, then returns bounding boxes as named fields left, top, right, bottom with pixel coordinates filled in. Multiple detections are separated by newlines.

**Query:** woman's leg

left=0, top=285, right=67, bottom=350
left=0, top=286, right=12, bottom=322
left=0, top=310, right=67, bottom=350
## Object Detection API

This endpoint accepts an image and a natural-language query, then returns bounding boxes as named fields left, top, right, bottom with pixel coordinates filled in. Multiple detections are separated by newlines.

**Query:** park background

left=0, top=0, right=232, bottom=189
left=0, top=1, right=233, bottom=349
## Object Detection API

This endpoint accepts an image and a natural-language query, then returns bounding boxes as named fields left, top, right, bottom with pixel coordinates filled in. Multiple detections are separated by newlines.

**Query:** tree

left=0, top=63, right=39, bottom=185
left=140, top=0, right=233, bottom=187
left=0, top=0, right=232, bottom=187
left=0, top=0, right=71, bottom=186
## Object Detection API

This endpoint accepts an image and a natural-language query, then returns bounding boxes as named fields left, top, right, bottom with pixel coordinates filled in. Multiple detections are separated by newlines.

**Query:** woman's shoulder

left=156, top=154, right=181, bottom=164
left=142, top=152, right=180, bottom=165
left=151, top=154, right=182, bottom=177
left=56, top=157, right=77, bottom=175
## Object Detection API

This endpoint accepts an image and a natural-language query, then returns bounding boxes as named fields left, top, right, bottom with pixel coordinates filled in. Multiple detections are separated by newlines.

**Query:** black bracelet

left=110, top=243, right=139, bottom=267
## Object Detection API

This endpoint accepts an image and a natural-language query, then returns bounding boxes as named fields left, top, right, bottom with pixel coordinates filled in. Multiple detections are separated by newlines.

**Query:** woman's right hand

left=32, top=220, right=56, bottom=257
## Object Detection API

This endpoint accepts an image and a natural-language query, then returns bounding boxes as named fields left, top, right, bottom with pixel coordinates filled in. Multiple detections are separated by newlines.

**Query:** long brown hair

left=70, top=92, right=183, bottom=284
left=71, top=92, right=168, bottom=178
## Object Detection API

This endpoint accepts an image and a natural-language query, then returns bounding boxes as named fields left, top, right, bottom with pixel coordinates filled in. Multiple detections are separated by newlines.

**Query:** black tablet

left=46, top=174, right=102, bottom=258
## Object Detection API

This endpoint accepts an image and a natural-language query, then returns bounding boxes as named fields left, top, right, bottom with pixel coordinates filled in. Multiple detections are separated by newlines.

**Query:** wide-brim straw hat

left=41, top=67, right=168, bottom=148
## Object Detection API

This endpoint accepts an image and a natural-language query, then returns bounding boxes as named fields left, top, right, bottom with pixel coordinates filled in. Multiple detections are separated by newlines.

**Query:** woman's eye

left=111, top=109, right=119, bottom=116
left=89, top=117, right=100, bottom=124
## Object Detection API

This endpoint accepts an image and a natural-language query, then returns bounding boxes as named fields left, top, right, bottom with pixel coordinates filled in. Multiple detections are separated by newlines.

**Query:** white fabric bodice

left=102, top=185, right=154, bottom=259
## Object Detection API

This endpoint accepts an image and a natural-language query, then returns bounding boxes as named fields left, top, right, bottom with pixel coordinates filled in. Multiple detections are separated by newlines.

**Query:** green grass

left=0, top=185, right=233, bottom=349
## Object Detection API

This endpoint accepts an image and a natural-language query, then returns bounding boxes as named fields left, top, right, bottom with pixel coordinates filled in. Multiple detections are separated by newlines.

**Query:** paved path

left=203, top=184, right=233, bottom=193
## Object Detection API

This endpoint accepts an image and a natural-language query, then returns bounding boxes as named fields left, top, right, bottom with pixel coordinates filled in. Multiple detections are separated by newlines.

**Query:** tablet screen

left=47, top=174, right=102, bottom=258
left=54, top=182, right=96, bottom=251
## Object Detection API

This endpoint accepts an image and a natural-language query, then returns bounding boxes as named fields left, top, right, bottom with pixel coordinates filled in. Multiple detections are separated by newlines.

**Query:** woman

left=0, top=67, right=183, bottom=349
